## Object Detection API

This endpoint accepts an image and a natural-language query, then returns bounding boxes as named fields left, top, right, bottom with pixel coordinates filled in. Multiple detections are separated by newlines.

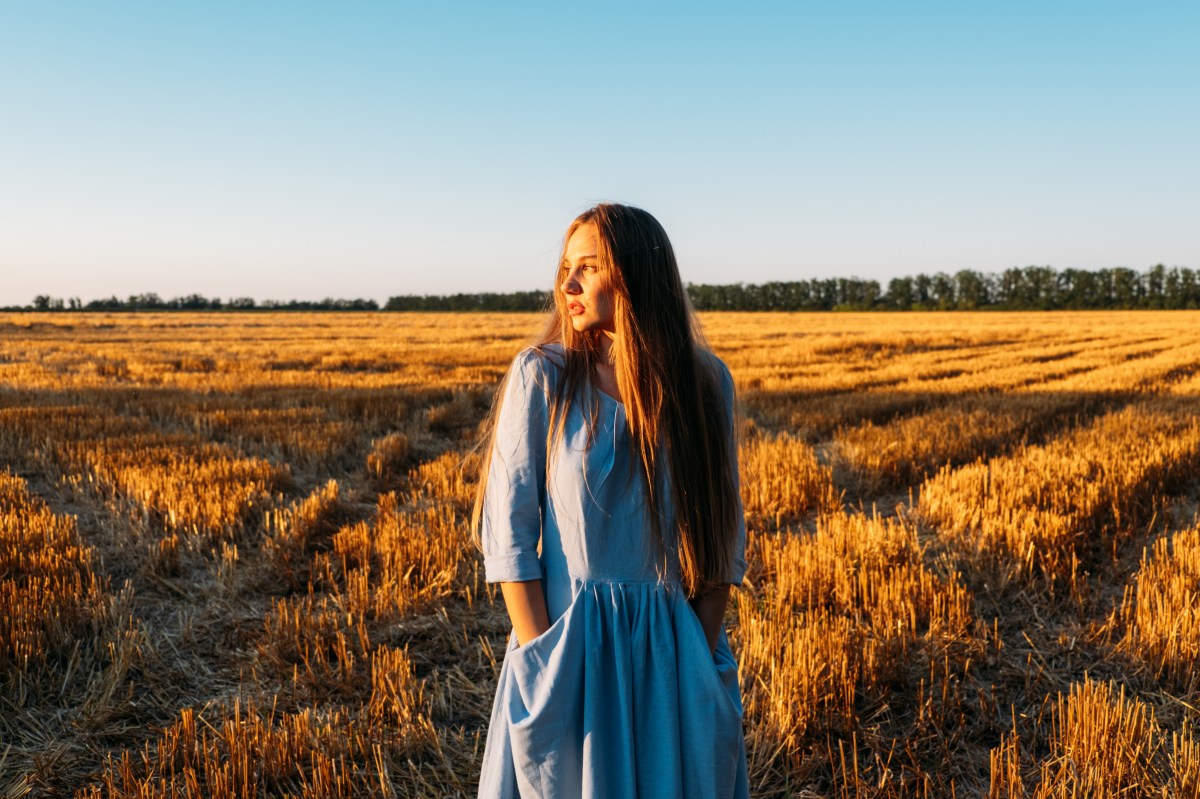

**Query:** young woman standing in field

left=473, top=203, right=749, bottom=798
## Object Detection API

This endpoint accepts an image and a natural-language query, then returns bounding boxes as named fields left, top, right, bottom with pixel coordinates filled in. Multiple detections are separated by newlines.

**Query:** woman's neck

left=597, top=330, right=615, bottom=363
left=594, top=332, right=620, bottom=401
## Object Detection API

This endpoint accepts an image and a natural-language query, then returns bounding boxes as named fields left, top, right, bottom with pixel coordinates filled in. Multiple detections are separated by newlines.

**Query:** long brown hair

left=472, top=203, right=740, bottom=598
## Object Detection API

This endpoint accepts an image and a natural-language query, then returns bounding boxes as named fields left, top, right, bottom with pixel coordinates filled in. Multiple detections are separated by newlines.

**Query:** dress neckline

left=597, top=388, right=624, bottom=408
left=537, top=343, right=624, bottom=409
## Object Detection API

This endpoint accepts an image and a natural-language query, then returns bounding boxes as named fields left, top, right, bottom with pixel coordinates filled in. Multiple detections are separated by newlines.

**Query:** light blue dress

left=477, top=343, right=750, bottom=799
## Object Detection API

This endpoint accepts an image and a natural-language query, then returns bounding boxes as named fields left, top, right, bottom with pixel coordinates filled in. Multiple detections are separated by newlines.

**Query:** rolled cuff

left=726, top=555, right=749, bottom=586
left=483, top=551, right=543, bottom=583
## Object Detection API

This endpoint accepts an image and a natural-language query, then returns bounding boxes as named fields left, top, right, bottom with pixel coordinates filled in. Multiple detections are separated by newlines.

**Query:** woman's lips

left=568, top=302, right=584, bottom=314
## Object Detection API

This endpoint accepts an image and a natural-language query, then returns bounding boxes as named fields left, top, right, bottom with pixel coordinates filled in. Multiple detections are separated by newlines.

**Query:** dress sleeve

left=481, top=348, right=550, bottom=583
left=719, top=359, right=749, bottom=586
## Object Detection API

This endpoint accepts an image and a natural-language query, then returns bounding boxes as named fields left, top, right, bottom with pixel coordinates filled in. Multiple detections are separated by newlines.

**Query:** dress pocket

left=512, top=606, right=568, bottom=664
left=710, top=631, right=744, bottom=718
left=677, top=613, right=744, bottom=794
left=503, top=595, right=583, bottom=790
left=680, top=597, right=744, bottom=721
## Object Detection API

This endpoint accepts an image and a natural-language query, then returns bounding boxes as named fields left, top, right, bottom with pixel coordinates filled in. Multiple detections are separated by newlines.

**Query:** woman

left=473, top=203, right=749, bottom=798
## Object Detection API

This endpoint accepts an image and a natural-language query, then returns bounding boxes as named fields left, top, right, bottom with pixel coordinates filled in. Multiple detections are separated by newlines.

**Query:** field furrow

left=1, top=310, right=1197, bottom=798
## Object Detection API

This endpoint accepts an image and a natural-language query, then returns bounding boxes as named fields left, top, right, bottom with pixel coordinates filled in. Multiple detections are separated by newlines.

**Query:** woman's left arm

left=691, top=359, right=745, bottom=654
left=690, top=583, right=732, bottom=654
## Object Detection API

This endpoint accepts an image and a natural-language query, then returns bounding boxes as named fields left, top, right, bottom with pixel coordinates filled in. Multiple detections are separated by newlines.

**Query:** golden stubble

left=1, top=309, right=1199, bottom=796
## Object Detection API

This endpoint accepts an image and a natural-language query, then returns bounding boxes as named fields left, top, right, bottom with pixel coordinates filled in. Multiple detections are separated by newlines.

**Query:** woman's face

left=560, top=223, right=615, bottom=335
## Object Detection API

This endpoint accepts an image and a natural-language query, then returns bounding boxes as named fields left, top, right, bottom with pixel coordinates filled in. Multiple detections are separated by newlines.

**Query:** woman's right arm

left=500, top=580, right=551, bottom=646
left=481, top=349, right=553, bottom=644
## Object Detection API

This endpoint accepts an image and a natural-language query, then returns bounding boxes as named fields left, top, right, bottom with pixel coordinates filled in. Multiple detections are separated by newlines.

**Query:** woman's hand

left=689, top=583, right=732, bottom=654
left=500, top=579, right=551, bottom=647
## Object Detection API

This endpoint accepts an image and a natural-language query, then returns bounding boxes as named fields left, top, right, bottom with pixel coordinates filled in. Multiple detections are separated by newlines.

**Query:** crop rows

left=1, top=310, right=1198, bottom=797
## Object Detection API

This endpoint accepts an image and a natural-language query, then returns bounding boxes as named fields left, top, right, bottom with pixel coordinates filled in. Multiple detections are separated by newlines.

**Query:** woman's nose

left=561, top=269, right=581, bottom=294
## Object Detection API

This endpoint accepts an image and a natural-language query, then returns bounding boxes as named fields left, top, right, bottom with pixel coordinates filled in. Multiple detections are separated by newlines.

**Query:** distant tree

left=1144, top=264, right=1167, bottom=309
left=912, top=274, right=934, bottom=310
left=30, top=295, right=66, bottom=310
left=1168, top=267, right=1200, bottom=309
left=1056, top=268, right=1081, bottom=309
left=1111, top=268, right=1140, bottom=309
left=83, top=296, right=118, bottom=310
left=1021, top=266, right=1058, bottom=310
left=833, top=278, right=881, bottom=310
left=996, top=267, right=1022, bottom=309
left=127, top=293, right=164, bottom=310
left=886, top=276, right=914, bottom=310
left=953, top=270, right=988, bottom=309
left=930, top=272, right=956, bottom=310
left=385, top=291, right=544, bottom=312
left=174, top=293, right=212, bottom=310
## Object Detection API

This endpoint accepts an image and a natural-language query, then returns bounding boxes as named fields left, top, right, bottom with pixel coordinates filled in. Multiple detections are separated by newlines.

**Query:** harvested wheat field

left=2, top=310, right=1199, bottom=798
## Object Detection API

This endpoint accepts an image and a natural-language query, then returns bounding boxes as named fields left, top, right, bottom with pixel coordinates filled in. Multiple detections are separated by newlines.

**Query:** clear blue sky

left=2, top=1, right=1197, bottom=306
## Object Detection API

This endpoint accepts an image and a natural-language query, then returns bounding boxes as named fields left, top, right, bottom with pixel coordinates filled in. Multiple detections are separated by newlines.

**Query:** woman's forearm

left=689, top=583, right=732, bottom=653
left=500, top=579, right=551, bottom=646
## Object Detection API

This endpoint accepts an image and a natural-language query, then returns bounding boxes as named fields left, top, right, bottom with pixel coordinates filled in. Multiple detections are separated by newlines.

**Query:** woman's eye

left=559, top=262, right=597, bottom=274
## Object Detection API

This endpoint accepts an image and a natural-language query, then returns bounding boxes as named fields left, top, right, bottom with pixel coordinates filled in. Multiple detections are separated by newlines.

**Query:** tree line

left=11, top=293, right=379, bottom=312
left=8, top=265, right=1198, bottom=313
left=385, top=264, right=1200, bottom=311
